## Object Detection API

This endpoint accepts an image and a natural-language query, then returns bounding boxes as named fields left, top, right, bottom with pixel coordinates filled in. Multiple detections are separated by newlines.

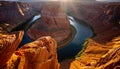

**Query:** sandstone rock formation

left=27, top=2, right=70, bottom=43
left=70, top=37, right=120, bottom=69
left=2, top=36, right=60, bottom=69
left=0, top=31, right=24, bottom=68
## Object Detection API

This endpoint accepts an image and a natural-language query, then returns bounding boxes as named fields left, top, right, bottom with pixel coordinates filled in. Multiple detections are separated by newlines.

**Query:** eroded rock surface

left=0, top=31, right=24, bottom=68
left=2, top=36, right=60, bottom=69
left=70, top=37, right=120, bottom=69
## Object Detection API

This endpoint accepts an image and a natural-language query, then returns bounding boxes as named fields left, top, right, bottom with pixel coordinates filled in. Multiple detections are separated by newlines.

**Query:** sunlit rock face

left=27, top=2, right=70, bottom=43
left=0, top=1, right=36, bottom=27
left=70, top=37, right=120, bottom=69
left=2, top=36, right=60, bottom=69
left=0, top=31, right=24, bottom=68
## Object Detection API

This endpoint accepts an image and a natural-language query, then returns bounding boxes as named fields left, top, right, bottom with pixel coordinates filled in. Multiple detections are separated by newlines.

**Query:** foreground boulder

left=27, top=2, right=70, bottom=43
left=2, top=36, right=60, bottom=69
left=0, top=31, right=24, bottom=68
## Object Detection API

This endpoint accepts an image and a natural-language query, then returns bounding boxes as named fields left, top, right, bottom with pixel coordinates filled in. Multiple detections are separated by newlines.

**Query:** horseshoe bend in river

left=0, top=2, right=93, bottom=61
left=18, top=15, right=93, bottom=61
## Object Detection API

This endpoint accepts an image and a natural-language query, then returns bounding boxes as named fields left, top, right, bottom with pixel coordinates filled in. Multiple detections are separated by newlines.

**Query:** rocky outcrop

left=0, top=31, right=24, bottom=68
left=0, top=1, right=36, bottom=27
left=70, top=37, right=120, bottom=69
left=2, top=36, right=60, bottom=69
left=27, top=2, right=70, bottom=43
left=0, top=25, right=59, bottom=69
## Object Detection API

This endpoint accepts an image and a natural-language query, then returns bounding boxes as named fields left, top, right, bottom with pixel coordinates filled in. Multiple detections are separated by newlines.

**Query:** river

left=57, top=16, right=93, bottom=61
